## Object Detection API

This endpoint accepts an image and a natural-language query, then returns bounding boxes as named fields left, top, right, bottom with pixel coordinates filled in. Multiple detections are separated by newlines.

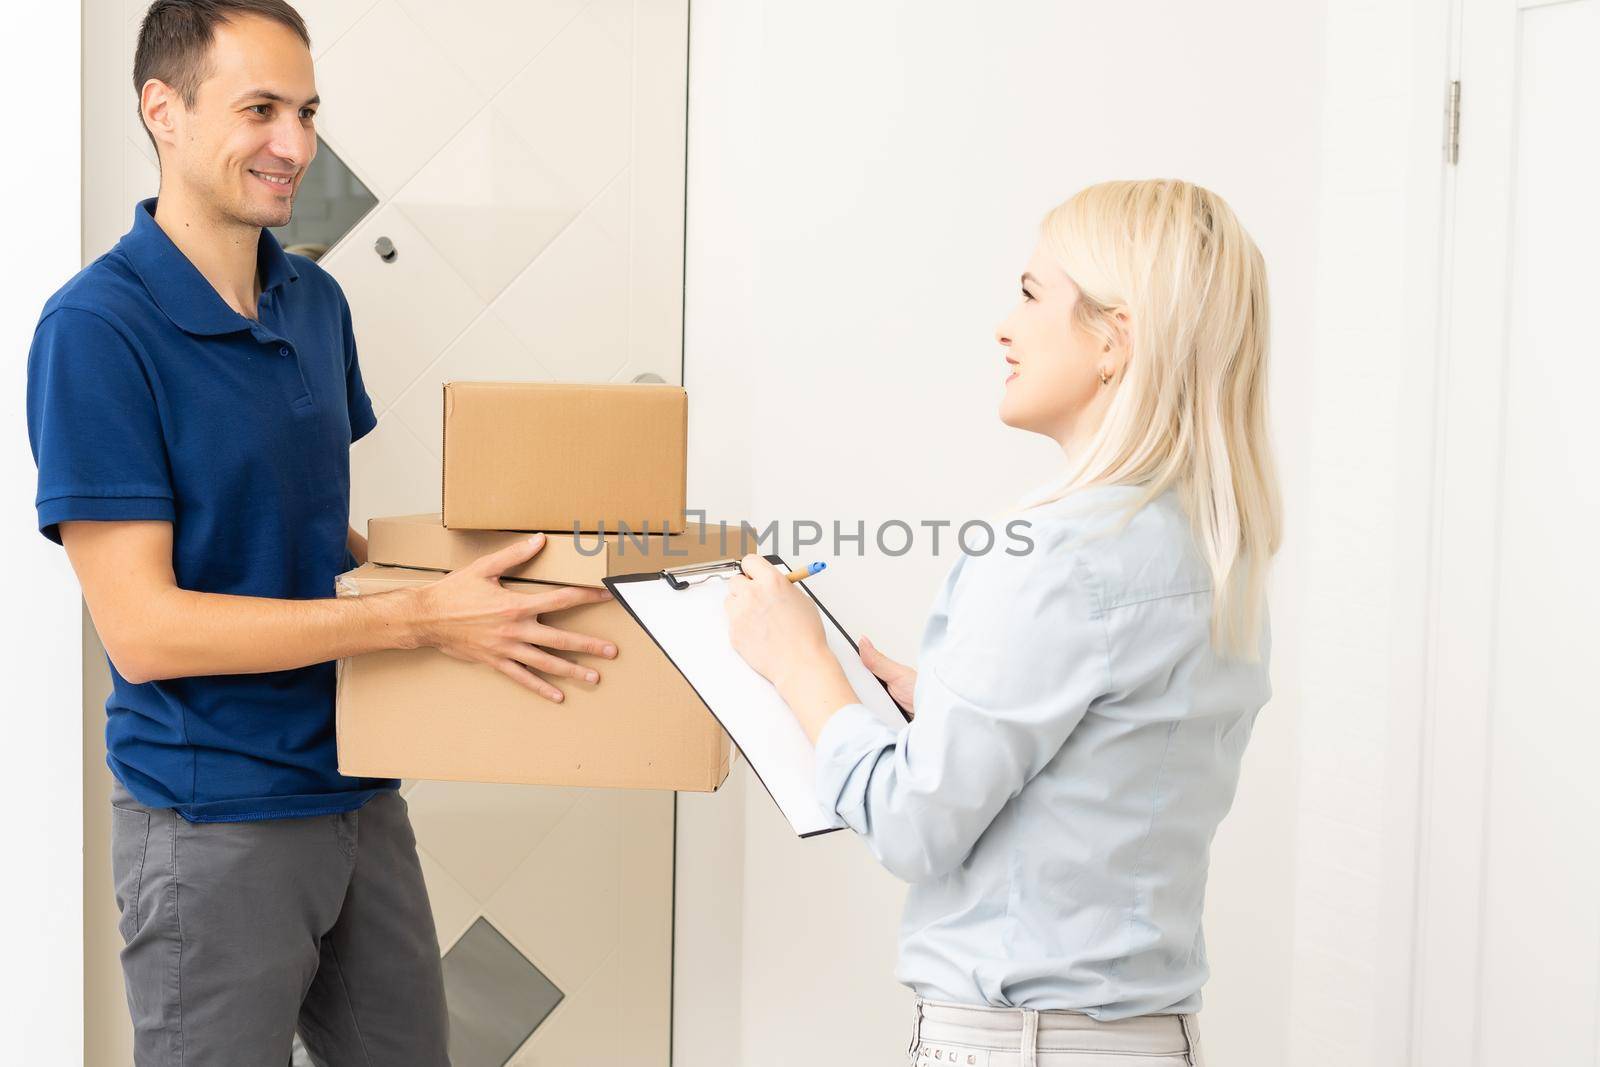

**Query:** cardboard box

left=335, top=564, right=731, bottom=791
left=441, top=381, right=687, bottom=533
left=367, top=513, right=754, bottom=587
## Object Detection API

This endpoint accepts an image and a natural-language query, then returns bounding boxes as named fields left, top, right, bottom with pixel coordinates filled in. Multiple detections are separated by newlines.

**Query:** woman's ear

left=1108, top=309, right=1133, bottom=357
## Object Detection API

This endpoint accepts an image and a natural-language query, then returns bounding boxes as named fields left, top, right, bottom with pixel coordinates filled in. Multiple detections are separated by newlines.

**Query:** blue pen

left=783, top=561, right=827, bottom=583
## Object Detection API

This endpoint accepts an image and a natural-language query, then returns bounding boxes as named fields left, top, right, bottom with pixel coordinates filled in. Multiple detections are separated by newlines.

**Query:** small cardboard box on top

left=441, top=381, right=688, bottom=533
left=335, top=516, right=754, bottom=792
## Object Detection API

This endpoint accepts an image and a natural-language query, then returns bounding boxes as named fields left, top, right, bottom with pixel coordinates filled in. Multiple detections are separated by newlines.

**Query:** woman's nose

left=994, top=309, right=1016, bottom=347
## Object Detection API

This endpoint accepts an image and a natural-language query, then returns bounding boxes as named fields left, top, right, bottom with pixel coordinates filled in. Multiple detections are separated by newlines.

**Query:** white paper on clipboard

left=604, top=557, right=908, bottom=837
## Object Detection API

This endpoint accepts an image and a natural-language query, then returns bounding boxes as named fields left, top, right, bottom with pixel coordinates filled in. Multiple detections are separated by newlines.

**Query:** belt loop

left=907, top=996, right=924, bottom=1057
left=1020, top=1008, right=1039, bottom=1067
left=1179, top=1013, right=1201, bottom=1067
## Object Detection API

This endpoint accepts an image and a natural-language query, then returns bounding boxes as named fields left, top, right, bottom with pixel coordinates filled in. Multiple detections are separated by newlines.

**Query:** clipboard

left=603, top=555, right=911, bottom=838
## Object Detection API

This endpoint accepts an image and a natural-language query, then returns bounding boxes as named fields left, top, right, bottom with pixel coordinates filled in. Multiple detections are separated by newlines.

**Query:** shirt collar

left=120, top=197, right=300, bottom=337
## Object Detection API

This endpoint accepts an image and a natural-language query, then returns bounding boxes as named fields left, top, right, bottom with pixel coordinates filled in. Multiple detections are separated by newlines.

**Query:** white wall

left=677, top=1, right=1331, bottom=1063
left=1, top=4, right=84, bottom=1061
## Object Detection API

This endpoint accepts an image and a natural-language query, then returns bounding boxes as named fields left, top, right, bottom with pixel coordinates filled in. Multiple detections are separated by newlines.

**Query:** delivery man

left=25, top=2, right=616, bottom=1063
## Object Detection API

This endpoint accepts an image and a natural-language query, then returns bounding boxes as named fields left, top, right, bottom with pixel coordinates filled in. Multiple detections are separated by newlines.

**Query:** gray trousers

left=110, top=782, right=450, bottom=1066
left=909, top=999, right=1203, bottom=1067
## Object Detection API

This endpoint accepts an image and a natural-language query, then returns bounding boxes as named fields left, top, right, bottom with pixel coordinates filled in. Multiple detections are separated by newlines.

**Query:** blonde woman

left=725, top=179, right=1279, bottom=1067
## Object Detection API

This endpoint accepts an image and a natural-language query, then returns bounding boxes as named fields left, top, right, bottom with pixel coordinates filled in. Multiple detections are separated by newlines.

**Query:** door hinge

left=1445, top=80, right=1461, bottom=164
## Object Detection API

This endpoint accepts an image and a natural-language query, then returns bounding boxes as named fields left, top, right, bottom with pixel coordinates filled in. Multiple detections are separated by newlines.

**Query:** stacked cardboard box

left=441, top=381, right=687, bottom=533
left=335, top=383, right=745, bottom=792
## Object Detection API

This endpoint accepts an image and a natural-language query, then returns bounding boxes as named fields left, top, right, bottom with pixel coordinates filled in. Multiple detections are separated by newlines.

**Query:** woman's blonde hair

left=1024, top=179, right=1281, bottom=660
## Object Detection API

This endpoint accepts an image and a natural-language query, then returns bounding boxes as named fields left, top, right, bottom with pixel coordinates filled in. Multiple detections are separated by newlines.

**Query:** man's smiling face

left=147, top=13, right=319, bottom=228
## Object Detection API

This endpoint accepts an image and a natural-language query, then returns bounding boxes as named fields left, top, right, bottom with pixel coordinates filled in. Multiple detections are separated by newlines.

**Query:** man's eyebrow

left=232, top=89, right=320, bottom=107
left=1021, top=272, right=1040, bottom=287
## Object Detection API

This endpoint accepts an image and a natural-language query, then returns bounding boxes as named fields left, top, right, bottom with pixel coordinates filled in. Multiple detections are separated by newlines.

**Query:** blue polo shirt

left=26, top=198, right=396, bottom=822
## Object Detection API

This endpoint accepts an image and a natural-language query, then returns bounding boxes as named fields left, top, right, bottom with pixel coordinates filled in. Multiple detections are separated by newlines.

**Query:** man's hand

left=416, top=534, right=618, bottom=703
left=59, top=520, right=617, bottom=695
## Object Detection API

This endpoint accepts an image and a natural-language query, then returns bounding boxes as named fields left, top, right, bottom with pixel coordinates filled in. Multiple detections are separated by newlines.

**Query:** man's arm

left=348, top=524, right=368, bottom=565
left=61, top=520, right=617, bottom=702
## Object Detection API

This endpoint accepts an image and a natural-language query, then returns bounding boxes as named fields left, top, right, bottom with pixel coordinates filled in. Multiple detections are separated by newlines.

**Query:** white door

left=1411, top=1, right=1600, bottom=1063
left=81, top=2, right=690, bottom=1064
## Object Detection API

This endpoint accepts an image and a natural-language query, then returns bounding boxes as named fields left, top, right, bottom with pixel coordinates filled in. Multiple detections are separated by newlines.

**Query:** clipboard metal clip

left=661, top=558, right=745, bottom=590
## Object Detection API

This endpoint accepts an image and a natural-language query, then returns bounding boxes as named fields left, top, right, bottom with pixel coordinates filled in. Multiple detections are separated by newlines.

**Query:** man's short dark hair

left=133, top=0, right=311, bottom=144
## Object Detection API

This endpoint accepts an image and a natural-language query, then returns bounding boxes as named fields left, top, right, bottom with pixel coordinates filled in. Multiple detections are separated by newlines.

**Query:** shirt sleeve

left=27, top=307, right=175, bottom=545
left=338, top=288, right=377, bottom=444
left=813, top=531, right=1109, bottom=882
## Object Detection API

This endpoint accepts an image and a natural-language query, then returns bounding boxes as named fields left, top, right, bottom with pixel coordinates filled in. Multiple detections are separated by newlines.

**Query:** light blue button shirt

left=814, top=485, right=1270, bottom=1020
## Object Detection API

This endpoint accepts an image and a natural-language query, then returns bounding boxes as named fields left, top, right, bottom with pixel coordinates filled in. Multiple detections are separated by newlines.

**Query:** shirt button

left=278, top=347, right=289, bottom=357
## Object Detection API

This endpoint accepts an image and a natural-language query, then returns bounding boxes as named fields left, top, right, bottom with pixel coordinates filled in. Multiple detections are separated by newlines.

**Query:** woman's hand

left=859, top=636, right=917, bottom=718
left=725, top=554, right=887, bottom=743
left=723, top=553, right=829, bottom=687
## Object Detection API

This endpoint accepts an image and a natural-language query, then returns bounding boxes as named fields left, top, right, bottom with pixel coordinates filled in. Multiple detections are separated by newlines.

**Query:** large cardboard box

left=335, top=562, right=731, bottom=791
left=441, top=381, right=687, bottom=533
left=367, top=513, right=753, bottom=587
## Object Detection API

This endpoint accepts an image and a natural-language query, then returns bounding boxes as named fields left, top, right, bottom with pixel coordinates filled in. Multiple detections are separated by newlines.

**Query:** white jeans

left=907, top=998, right=1204, bottom=1067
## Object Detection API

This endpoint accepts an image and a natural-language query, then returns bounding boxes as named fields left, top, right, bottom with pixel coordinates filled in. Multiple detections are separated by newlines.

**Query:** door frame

left=5, top=3, right=86, bottom=1059
left=1405, top=1, right=1575, bottom=1062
